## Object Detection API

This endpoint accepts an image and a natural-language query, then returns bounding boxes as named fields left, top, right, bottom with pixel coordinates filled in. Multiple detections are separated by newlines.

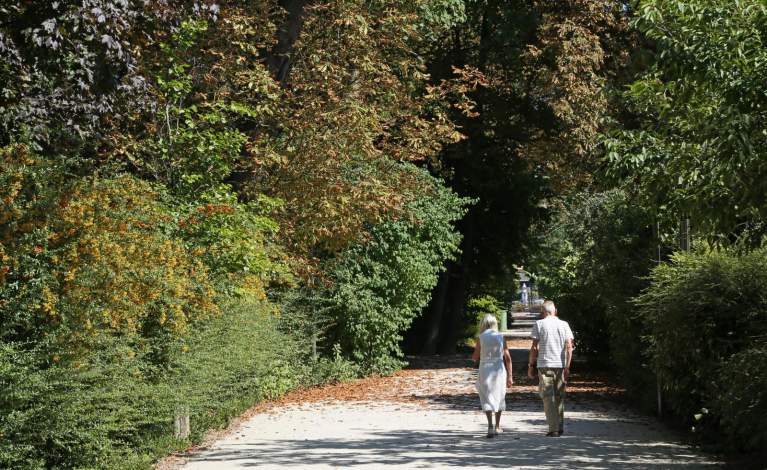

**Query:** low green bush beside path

left=0, top=300, right=353, bottom=469
left=635, top=247, right=767, bottom=451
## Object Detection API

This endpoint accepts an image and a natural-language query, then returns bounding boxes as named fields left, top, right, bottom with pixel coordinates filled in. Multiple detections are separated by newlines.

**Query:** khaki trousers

left=538, top=368, right=566, bottom=433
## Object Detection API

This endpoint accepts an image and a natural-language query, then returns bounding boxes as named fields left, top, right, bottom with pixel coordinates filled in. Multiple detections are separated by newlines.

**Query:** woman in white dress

left=472, top=314, right=514, bottom=437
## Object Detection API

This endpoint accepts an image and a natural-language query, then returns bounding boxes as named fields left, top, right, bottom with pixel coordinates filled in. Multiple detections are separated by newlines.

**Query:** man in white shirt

left=527, top=300, right=574, bottom=437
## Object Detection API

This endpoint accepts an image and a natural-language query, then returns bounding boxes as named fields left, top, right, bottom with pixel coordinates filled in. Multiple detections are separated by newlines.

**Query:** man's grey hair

left=542, top=300, right=556, bottom=316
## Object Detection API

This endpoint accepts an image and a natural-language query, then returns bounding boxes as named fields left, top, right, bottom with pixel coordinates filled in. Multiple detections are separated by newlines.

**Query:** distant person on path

left=527, top=300, right=574, bottom=437
left=472, top=314, right=514, bottom=438
left=521, top=284, right=529, bottom=306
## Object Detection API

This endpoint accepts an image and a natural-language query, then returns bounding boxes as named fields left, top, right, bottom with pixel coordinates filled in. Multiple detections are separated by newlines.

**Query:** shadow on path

left=177, top=355, right=718, bottom=469
left=187, top=425, right=718, bottom=469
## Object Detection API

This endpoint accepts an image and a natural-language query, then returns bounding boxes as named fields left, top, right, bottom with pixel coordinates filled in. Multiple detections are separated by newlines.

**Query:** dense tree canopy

left=526, top=0, right=767, bottom=452
left=407, top=0, right=634, bottom=352
left=605, top=0, right=767, bottom=241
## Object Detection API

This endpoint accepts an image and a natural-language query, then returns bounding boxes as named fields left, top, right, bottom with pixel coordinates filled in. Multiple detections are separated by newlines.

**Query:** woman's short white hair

left=478, top=314, right=498, bottom=334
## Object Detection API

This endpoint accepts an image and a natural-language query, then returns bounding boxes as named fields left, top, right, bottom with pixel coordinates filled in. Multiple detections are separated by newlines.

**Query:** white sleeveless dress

left=476, top=329, right=507, bottom=412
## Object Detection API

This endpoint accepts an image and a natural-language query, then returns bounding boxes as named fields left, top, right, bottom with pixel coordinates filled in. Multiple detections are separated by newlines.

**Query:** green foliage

left=174, top=185, right=292, bottom=298
left=308, top=344, right=363, bottom=385
left=464, top=295, right=503, bottom=339
left=0, top=147, right=218, bottom=365
left=133, top=19, right=254, bottom=197
left=0, top=300, right=339, bottom=469
left=318, top=164, right=468, bottom=374
left=416, top=0, right=467, bottom=42
left=712, top=347, right=767, bottom=451
left=605, top=0, right=767, bottom=241
left=0, top=343, right=105, bottom=469
left=634, top=247, right=767, bottom=448
left=529, top=189, right=658, bottom=385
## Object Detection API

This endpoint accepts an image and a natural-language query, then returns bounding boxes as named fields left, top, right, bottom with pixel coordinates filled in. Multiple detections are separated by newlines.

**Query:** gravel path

left=164, top=354, right=721, bottom=470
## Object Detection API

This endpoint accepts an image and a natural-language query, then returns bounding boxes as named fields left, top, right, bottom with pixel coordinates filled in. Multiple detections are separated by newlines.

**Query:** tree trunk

left=438, top=209, right=475, bottom=353
left=421, top=269, right=450, bottom=354
left=266, top=0, right=309, bottom=84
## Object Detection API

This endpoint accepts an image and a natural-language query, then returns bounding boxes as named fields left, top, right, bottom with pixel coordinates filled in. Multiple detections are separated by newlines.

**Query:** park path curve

left=162, top=354, right=720, bottom=470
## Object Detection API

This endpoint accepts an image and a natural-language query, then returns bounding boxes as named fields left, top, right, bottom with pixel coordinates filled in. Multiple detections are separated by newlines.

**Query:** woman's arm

left=503, top=348, right=513, bottom=386
left=471, top=340, right=481, bottom=362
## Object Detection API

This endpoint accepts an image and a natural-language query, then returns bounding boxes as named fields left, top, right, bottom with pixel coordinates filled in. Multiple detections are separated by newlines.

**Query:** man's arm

left=528, top=339, right=539, bottom=378
left=563, top=338, right=573, bottom=381
left=563, top=322, right=574, bottom=381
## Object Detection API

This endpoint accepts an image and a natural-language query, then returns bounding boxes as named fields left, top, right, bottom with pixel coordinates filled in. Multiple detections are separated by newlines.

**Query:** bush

left=464, top=295, right=503, bottom=340
left=318, top=164, right=468, bottom=374
left=0, top=341, right=173, bottom=469
left=635, top=247, right=767, bottom=448
left=0, top=299, right=332, bottom=469
left=530, top=189, right=659, bottom=387
left=1, top=147, right=218, bottom=365
left=713, top=347, right=767, bottom=451
left=1, top=343, right=103, bottom=469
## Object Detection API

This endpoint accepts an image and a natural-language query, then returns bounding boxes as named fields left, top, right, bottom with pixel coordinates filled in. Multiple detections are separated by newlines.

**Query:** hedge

left=0, top=300, right=347, bottom=469
left=635, top=247, right=767, bottom=450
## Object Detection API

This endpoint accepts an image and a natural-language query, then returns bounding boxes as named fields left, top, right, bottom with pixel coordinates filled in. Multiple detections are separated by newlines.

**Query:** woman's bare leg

left=485, top=411, right=494, bottom=437
left=494, top=411, right=503, bottom=433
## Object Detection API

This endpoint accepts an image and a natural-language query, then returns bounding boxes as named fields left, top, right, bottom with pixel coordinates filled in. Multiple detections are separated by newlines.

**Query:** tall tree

left=605, top=0, right=767, bottom=242
left=411, top=0, right=632, bottom=353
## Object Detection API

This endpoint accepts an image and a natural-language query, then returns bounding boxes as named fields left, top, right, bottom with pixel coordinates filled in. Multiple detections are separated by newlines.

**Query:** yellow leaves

left=2, top=172, right=219, bottom=361
left=173, top=283, right=185, bottom=298
left=40, top=287, right=58, bottom=318
left=217, top=2, right=462, bottom=260
left=2, top=180, right=22, bottom=206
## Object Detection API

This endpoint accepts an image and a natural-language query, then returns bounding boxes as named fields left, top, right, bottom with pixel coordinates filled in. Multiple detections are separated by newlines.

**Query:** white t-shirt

left=530, top=316, right=574, bottom=368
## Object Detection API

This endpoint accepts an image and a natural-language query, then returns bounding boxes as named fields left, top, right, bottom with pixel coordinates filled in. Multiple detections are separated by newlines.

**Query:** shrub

left=1, top=147, right=217, bottom=364
left=318, top=164, right=468, bottom=374
left=0, top=342, right=165, bottom=469
left=635, top=247, right=767, bottom=447
left=712, top=347, right=767, bottom=451
left=464, top=295, right=503, bottom=340
left=0, top=299, right=322, bottom=469
left=530, top=189, right=659, bottom=387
